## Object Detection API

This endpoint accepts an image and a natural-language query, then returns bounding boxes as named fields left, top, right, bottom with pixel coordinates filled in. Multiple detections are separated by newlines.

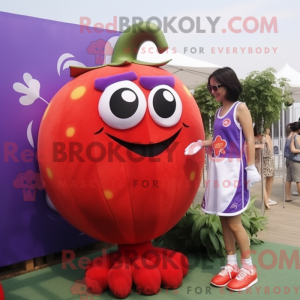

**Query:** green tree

left=240, top=67, right=293, bottom=132
left=193, top=84, right=221, bottom=137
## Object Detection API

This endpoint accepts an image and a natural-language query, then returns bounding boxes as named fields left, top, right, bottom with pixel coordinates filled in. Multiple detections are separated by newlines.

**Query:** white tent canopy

left=276, top=63, right=300, bottom=102
left=137, top=42, right=221, bottom=89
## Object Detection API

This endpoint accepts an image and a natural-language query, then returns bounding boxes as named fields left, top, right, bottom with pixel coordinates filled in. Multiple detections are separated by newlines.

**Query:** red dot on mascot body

left=38, top=22, right=205, bottom=298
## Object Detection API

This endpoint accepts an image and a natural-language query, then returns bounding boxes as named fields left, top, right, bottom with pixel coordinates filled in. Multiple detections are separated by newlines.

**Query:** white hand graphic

left=184, top=140, right=203, bottom=155
left=13, top=73, right=49, bottom=105
left=57, top=53, right=86, bottom=76
left=27, top=120, right=34, bottom=148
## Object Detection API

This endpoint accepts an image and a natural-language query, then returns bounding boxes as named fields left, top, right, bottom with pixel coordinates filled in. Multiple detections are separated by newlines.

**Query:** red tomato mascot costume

left=0, top=283, right=4, bottom=300
left=38, top=22, right=205, bottom=298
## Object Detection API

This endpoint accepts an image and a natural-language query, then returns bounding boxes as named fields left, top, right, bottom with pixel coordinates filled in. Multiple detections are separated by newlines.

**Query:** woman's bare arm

left=201, top=137, right=213, bottom=147
left=290, top=136, right=300, bottom=153
left=266, top=135, right=274, bottom=153
left=255, top=144, right=264, bottom=149
left=236, top=103, right=255, bottom=166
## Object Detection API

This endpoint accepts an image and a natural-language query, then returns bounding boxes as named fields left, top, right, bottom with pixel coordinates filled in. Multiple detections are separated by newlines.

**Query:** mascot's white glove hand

left=184, top=140, right=203, bottom=155
left=245, top=164, right=261, bottom=189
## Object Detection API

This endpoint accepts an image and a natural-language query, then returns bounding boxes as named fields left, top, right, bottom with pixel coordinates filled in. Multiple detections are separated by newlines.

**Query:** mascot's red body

left=38, top=22, right=205, bottom=298
left=0, top=283, right=4, bottom=300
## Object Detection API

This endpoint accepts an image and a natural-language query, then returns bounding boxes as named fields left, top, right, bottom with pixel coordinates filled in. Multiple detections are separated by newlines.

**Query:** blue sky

left=1, top=0, right=299, bottom=78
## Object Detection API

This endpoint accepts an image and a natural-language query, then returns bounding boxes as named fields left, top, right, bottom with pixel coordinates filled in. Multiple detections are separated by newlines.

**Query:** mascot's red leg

left=154, top=247, right=189, bottom=277
left=84, top=241, right=189, bottom=298
left=107, top=255, right=132, bottom=299
left=145, top=251, right=183, bottom=289
left=85, top=251, right=117, bottom=294
left=131, top=258, right=161, bottom=295
left=0, top=282, right=5, bottom=300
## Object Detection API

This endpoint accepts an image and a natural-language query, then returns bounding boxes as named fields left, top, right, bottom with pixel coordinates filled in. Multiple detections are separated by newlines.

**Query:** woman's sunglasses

left=207, top=84, right=224, bottom=92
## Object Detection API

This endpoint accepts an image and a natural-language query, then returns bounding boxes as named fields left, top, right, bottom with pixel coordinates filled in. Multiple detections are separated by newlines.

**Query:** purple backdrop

left=0, top=12, right=120, bottom=267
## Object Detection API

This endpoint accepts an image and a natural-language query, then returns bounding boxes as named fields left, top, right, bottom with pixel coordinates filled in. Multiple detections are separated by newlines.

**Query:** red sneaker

left=227, top=267, right=258, bottom=291
left=210, top=265, right=239, bottom=287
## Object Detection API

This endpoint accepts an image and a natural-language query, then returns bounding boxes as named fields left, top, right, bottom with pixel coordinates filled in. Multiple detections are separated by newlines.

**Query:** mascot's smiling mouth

left=105, top=128, right=182, bottom=157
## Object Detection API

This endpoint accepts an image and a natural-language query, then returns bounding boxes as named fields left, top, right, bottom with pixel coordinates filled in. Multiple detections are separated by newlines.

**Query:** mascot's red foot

left=84, top=241, right=189, bottom=298
left=0, top=283, right=5, bottom=300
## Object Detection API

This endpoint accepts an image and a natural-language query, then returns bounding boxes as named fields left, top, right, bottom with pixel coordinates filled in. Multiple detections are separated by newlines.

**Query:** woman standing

left=254, top=125, right=276, bottom=209
left=185, top=67, right=261, bottom=291
left=287, top=122, right=300, bottom=197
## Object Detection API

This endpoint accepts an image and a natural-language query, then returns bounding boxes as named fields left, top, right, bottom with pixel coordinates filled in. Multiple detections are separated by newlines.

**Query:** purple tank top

left=212, top=101, right=245, bottom=159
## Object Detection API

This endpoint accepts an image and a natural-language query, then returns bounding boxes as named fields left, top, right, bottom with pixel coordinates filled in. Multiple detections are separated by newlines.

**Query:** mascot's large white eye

left=148, top=85, right=182, bottom=127
left=98, top=80, right=147, bottom=130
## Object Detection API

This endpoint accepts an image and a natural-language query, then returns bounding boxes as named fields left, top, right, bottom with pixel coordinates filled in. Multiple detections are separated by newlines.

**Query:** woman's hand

left=265, top=134, right=273, bottom=154
left=245, top=164, right=261, bottom=188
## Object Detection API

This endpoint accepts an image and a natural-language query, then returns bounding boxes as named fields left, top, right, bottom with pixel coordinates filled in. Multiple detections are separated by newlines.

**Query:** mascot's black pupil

left=153, top=89, right=176, bottom=118
left=110, top=88, right=138, bottom=119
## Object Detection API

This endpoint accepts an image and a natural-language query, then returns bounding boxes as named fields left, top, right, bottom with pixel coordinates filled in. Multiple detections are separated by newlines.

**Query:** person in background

left=286, top=123, right=299, bottom=197
left=286, top=122, right=300, bottom=199
left=265, top=127, right=271, bottom=136
left=264, top=127, right=278, bottom=204
left=254, top=125, right=275, bottom=209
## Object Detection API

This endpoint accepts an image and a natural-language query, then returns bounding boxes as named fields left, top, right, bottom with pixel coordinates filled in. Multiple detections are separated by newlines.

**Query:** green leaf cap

left=70, top=22, right=171, bottom=78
